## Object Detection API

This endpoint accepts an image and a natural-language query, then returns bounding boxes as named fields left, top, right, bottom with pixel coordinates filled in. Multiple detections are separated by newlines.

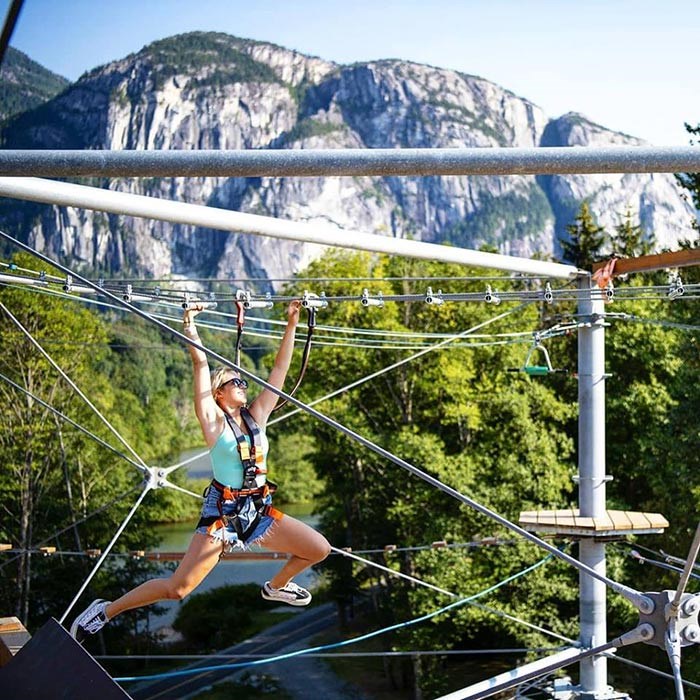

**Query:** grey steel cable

left=0, top=0, right=24, bottom=67
left=0, top=483, right=142, bottom=573
left=628, top=550, right=700, bottom=580
left=1, top=281, right=537, bottom=350
left=610, top=313, right=700, bottom=333
left=331, top=545, right=577, bottom=645
left=0, top=371, right=146, bottom=471
left=0, top=229, right=650, bottom=612
left=332, top=545, right=454, bottom=597
left=268, top=304, right=530, bottom=426
left=607, top=652, right=700, bottom=692
left=59, top=484, right=152, bottom=623
left=0, top=300, right=149, bottom=470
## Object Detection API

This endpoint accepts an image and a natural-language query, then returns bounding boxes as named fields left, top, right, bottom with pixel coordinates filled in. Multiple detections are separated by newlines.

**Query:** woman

left=70, top=300, right=330, bottom=641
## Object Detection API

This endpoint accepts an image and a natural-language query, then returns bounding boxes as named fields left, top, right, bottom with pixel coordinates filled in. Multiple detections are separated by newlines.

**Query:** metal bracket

left=425, top=286, right=444, bottom=305
left=236, top=288, right=273, bottom=309
left=361, top=288, right=384, bottom=307
left=181, top=291, right=218, bottom=310
left=484, top=285, right=500, bottom=305
left=302, top=290, right=328, bottom=309
left=143, top=465, right=168, bottom=491
left=572, top=475, right=614, bottom=484
left=668, top=274, right=685, bottom=300
left=637, top=591, right=700, bottom=648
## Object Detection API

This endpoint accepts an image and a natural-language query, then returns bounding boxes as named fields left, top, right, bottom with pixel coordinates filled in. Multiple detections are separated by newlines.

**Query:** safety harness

left=197, top=408, right=281, bottom=550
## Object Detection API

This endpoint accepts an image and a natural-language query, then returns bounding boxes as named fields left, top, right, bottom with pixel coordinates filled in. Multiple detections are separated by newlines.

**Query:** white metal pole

left=577, top=277, right=612, bottom=698
left=0, top=177, right=581, bottom=279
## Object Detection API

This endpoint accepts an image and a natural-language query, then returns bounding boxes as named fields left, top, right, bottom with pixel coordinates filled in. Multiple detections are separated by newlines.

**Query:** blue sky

left=3, top=0, right=699, bottom=146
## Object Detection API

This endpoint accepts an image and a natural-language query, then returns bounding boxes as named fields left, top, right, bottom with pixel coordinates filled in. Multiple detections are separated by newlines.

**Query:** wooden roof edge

left=592, top=248, right=700, bottom=276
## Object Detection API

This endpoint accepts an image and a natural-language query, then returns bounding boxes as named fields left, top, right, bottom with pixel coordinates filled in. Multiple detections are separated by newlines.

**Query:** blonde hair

left=210, top=367, right=238, bottom=396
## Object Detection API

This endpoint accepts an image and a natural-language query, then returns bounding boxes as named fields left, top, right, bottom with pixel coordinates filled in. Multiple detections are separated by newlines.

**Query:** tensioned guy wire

left=0, top=372, right=145, bottom=471
left=59, top=485, right=152, bottom=623
left=0, top=300, right=149, bottom=469
left=267, top=306, right=534, bottom=426
left=0, top=483, right=142, bottom=573
left=330, top=545, right=578, bottom=644
left=1, top=230, right=652, bottom=613
left=114, top=552, right=556, bottom=682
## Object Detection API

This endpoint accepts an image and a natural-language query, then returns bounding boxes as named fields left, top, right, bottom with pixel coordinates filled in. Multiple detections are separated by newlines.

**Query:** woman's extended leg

left=258, top=515, right=330, bottom=590
left=105, top=532, right=222, bottom=619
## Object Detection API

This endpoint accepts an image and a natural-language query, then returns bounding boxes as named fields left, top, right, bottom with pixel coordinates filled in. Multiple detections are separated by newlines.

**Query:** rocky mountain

left=0, top=47, right=70, bottom=122
left=0, top=32, right=695, bottom=284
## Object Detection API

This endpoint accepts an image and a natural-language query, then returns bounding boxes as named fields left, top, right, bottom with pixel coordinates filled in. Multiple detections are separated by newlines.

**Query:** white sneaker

left=69, top=599, right=111, bottom=642
left=261, top=581, right=312, bottom=607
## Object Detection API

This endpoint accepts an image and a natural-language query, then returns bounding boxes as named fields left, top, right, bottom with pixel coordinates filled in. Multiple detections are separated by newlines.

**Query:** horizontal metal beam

left=0, top=146, right=699, bottom=177
left=435, top=647, right=584, bottom=700
left=0, top=177, right=581, bottom=279
left=435, top=624, right=653, bottom=700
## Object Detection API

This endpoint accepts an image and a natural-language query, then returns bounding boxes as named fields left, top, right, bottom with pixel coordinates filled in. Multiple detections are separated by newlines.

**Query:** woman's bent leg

left=258, top=516, right=330, bottom=589
left=105, top=533, right=222, bottom=620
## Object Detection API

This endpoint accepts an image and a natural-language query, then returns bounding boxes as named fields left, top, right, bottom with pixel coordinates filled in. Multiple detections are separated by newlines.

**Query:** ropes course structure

left=0, top=147, right=698, bottom=700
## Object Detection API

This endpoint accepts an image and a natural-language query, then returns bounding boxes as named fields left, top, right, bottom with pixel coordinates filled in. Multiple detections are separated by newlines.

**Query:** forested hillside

left=0, top=47, right=69, bottom=121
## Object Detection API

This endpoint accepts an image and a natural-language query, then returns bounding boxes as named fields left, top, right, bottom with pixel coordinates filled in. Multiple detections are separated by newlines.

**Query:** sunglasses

left=220, top=377, right=248, bottom=390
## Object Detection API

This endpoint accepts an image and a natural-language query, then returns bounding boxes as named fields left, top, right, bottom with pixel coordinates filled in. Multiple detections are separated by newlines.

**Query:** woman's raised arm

left=250, top=300, right=301, bottom=424
left=183, top=305, right=221, bottom=446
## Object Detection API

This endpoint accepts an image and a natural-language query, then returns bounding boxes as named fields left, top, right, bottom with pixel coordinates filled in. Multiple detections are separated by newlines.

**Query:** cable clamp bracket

left=543, top=282, right=554, bottom=304
left=484, top=285, right=500, bottom=305
left=572, top=474, right=613, bottom=483
left=236, top=288, right=272, bottom=310
left=425, top=286, right=444, bottom=305
left=302, top=290, right=328, bottom=309
left=182, top=291, right=217, bottom=310
left=361, top=288, right=384, bottom=307
left=668, top=274, right=685, bottom=300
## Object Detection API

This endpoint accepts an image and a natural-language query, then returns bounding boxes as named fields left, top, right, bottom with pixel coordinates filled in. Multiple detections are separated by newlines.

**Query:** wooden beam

left=593, top=248, right=700, bottom=276
left=0, top=617, right=30, bottom=668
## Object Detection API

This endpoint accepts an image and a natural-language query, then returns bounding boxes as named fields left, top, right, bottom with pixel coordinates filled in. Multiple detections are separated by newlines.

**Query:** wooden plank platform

left=519, top=509, right=668, bottom=537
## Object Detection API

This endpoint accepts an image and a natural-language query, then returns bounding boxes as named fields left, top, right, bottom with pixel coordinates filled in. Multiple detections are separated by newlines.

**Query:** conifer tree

left=612, top=208, right=654, bottom=258
left=559, top=200, right=608, bottom=268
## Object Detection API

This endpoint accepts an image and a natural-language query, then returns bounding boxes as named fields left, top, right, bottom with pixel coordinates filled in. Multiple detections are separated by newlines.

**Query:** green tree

left=0, top=253, right=198, bottom=640
left=612, top=208, right=654, bottom=258
left=268, top=250, right=578, bottom=697
left=560, top=200, right=608, bottom=268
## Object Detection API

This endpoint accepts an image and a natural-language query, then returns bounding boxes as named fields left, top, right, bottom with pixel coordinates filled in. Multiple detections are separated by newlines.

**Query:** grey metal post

left=577, top=278, right=611, bottom=698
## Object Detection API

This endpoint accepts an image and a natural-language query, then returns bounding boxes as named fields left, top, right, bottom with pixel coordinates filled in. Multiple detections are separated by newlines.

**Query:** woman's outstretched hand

left=287, top=299, right=302, bottom=325
left=183, top=303, right=204, bottom=327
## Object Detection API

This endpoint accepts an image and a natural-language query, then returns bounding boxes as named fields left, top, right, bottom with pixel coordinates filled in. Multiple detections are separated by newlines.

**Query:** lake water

left=147, top=503, right=320, bottom=632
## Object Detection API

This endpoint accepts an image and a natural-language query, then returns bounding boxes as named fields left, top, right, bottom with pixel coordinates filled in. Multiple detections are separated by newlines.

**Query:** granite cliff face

left=0, top=32, right=696, bottom=282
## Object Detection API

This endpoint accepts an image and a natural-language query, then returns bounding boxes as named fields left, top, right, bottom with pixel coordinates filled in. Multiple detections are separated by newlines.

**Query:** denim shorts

left=195, top=483, right=282, bottom=550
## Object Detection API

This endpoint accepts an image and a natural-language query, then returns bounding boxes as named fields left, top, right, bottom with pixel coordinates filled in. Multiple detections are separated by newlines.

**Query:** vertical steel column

left=578, top=278, right=609, bottom=698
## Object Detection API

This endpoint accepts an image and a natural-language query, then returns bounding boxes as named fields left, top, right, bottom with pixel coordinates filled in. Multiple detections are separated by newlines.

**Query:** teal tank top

left=209, top=423, right=269, bottom=488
